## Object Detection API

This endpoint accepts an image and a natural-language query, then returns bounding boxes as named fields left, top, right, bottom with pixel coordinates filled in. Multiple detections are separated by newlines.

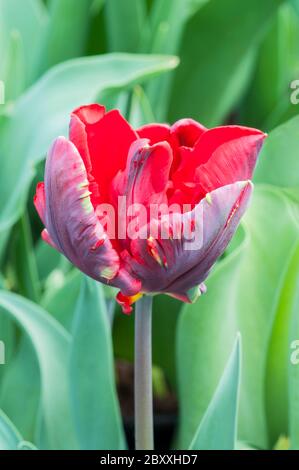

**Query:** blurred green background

left=1, top=0, right=299, bottom=451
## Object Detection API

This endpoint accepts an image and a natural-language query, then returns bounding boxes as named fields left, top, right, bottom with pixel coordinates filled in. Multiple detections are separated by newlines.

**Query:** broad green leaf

left=129, top=86, right=155, bottom=128
left=168, top=0, right=283, bottom=126
left=18, top=440, right=38, bottom=450
left=255, top=116, right=299, bottom=188
left=12, top=213, right=40, bottom=302
left=241, top=3, right=299, bottom=130
left=274, top=435, right=290, bottom=450
left=177, top=187, right=299, bottom=449
left=264, top=189, right=299, bottom=445
left=0, top=410, right=37, bottom=450
left=36, top=0, right=93, bottom=76
left=0, top=335, right=40, bottom=441
left=0, top=409, right=22, bottom=450
left=69, top=276, right=125, bottom=450
left=0, top=0, right=47, bottom=85
left=189, top=336, right=241, bottom=450
left=42, top=270, right=81, bottom=331
left=236, top=441, right=256, bottom=450
left=285, top=239, right=299, bottom=449
left=0, top=53, right=178, bottom=253
left=35, top=238, right=71, bottom=284
left=42, top=268, right=115, bottom=331
left=0, top=290, right=77, bottom=449
left=292, top=0, right=299, bottom=16
left=2, top=30, right=25, bottom=101
left=105, top=0, right=146, bottom=53
left=144, top=0, right=209, bottom=120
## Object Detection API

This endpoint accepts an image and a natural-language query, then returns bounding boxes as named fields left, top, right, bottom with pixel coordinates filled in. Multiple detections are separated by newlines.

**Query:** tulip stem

left=134, top=295, right=154, bottom=450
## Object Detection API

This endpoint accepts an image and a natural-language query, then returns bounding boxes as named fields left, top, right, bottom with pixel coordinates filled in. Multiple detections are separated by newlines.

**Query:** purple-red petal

left=44, top=136, right=141, bottom=295
left=126, top=181, right=252, bottom=297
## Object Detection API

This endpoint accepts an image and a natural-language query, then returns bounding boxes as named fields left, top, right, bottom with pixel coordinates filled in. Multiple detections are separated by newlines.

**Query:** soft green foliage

left=0, top=291, right=77, bottom=449
left=0, top=409, right=22, bottom=450
left=168, top=0, right=284, bottom=126
left=0, top=409, right=37, bottom=450
left=69, top=277, right=125, bottom=450
left=0, top=53, right=178, bottom=255
left=189, top=336, right=241, bottom=450
left=0, top=0, right=299, bottom=451
left=177, top=187, right=299, bottom=449
left=255, top=116, right=299, bottom=187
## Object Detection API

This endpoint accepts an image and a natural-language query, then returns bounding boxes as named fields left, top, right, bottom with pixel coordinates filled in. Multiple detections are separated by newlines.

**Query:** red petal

left=44, top=136, right=141, bottom=295
left=69, top=111, right=101, bottom=207
left=73, top=104, right=106, bottom=125
left=194, top=126, right=265, bottom=166
left=126, top=181, right=252, bottom=296
left=34, top=182, right=46, bottom=224
left=171, top=118, right=206, bottom=148
left=194, top=129, right=266, bottom=197
left=41, top=228, right=60, bottom=251
left=137, top=123, right=171, bottom=144
left=172, top=126, right=266, bottom=202
left=70, top=104, right=105, bottom=176
left=112, top=139, right=173, bottom=208
left=70, top=105, right=138, bottom=204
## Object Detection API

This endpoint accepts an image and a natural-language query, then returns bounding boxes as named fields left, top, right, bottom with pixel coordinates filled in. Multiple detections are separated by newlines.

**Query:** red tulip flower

left=34, top=104, right=266, bottom=313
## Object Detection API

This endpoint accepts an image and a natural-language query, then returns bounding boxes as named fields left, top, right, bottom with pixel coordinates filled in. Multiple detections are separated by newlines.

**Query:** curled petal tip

left=199, top=283, right=207, bottom=295
left=116, top=292, right=143, bottom=315
left=34, top=182, right=46, bottom=224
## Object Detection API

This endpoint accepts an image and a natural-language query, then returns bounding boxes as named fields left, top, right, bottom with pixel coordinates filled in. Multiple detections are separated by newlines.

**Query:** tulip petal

left=172, top=126, right=266, bottom=204
left=193, top=125, right=266, bottom=166
left=111, top=139, right=174, bottom=252
left=34, top=182, right=46, bottom=225
left=41, top=228, right=60, bottom=251
left=171, top=118, right=206, bottom=148
left=126, top=181, right=252, bottom=297
left=70, top=104, right=138, bottom=204
left=44, top=136, right=141, bottom=295
left=119, top=139, right=173, bottom=206
left=137, top=123, right=171, bottom=144
left=194, top=128, right=266, bottom=197
left=69, top=104, right=105, bottom=207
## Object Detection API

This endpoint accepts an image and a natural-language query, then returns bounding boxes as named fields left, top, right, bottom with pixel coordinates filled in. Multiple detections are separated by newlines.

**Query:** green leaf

left=35, top=237, right=71, bottom=285
left=0, top=53, right=178, bottom=253
left=0, top=410, right=37, bottom=450
left=274, top=235, right=299, bottom=450
left=42, top=270, right=81, bottom=331
left=189, top=335, right=241, bottom=450
left=255, top=116, right=299, bottom=188
left=18, top=440, right=38, bottom=450
left=128, top=86, right=155, bottom=128
left=105, top=0, right=146, bottom=53
left=0, top=409, right=22, bottom=450
left=12, top=212, right=40, bottom=302
left=292, top=0, right=299, bottom=16
left=168, top=0, right=283, bottom=126
left=241, top=3, right=299, bottom=130
left=2, top=30, right=26, bottom=101
left=0, top=336, right=40, bottom=441
left=36, top=0, right=93, bottom=76
left=69, top=276, right=125, bottom=450
left=144, top=0, right=208, bottom=120
left=0, top=290, right=77, bottom=449
left=0, top=0, right=47, bottom=85
left=177, top=187, right=299, bottom=449
left=265, top=228, right=299, bottom=446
